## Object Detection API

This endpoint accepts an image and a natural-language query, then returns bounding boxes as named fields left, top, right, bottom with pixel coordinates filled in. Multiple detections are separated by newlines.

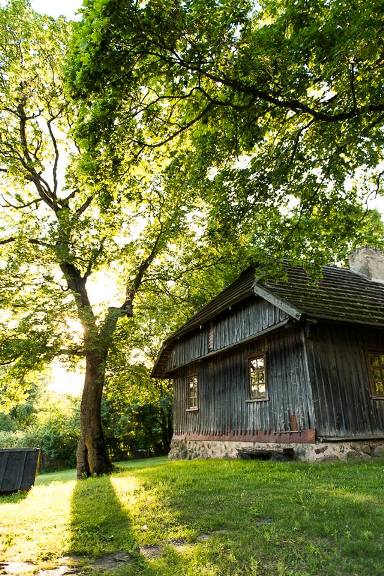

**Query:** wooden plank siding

left=305, top=323, right=384, bottom=438
left=167, top=298, right=288, bottom=372
left=172, top=326, right=315, bottom=438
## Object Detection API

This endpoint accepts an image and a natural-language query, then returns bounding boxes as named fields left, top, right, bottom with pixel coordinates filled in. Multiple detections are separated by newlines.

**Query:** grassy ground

left=0, top=457, right=383, bottom=575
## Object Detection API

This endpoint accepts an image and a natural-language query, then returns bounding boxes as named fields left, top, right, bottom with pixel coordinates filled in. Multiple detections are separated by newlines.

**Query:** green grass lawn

left=0, top=457, right=383, bottom=575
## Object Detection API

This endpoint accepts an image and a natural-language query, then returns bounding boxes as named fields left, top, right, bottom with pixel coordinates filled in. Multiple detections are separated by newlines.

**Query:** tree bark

left=76, top=350, right=113, bottom=478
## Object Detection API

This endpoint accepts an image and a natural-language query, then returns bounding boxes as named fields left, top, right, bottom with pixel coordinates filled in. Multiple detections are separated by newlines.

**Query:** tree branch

left=13, top=99, right=58, bottom=211
left=46, top=116, right=60, bottom=195
left=350, top=61, right=357, bottom=111
left=59, top=261, right=96, bottom=337
left=134, top=103, right=213, bottom=149
left=57, top=348, right=86, bottom=357
left=84, top=238, right=106, bottom=279
left=0, top=236, right=53, bottom=248
left=121, top=226, right=164, bottom=315
left=0, top=194, right=42, bottom=210
left=138, top=44, right=384, bottom=123
left=76, top=194, right=93, bottom=216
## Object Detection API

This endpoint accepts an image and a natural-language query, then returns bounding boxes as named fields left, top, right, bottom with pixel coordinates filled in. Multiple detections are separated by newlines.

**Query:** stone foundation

left=168, top=437, right=384, bottom=462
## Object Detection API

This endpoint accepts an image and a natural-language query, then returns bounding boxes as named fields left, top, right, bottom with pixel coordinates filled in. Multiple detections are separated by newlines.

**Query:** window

left=208, top=324, right=215, bottom=353
left=187, top=371, right=199, bottom=410
left=248, top=354, right=268, bottom=400
left=368, top=352, right=384, bottom=398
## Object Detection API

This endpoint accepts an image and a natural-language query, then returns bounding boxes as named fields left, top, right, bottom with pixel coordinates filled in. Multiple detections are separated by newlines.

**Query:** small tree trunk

left=76, top=351, right=113, bottom=478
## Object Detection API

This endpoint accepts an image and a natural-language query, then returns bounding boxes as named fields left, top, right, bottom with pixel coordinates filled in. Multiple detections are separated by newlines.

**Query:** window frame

left=207, top=323, right=215, bottom=353
left=366, top=350, right=384, bottom=399
left=247, top=352, right=268, bottom=402
left=186, top=368, right=199, bottom=411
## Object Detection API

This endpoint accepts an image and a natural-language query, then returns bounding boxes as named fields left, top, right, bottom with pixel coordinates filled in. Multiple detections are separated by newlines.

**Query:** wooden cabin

left=152, top=248, right=384, bottom=461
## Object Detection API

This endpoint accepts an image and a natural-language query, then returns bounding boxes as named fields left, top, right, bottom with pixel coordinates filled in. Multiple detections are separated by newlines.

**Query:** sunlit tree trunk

left=77, top=351, right=113, bottom=478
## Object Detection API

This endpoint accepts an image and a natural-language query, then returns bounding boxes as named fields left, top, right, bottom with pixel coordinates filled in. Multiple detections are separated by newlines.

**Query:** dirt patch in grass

left=91, top=552, right=134, bottom=570
left=0, top=563, right=80, bottom=576
left=253, top=516, right=273, bottom=524
left=139, top=545, right=162, bottom=559
left=0, top=561, right=35, bottom=575
left=35, top=566, right=79, bottom=576
left=166, top=538, right=187, bottom=546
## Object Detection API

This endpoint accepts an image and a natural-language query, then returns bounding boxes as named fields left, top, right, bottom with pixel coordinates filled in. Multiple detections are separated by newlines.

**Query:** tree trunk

left=76, top=351, right=113, bottom=478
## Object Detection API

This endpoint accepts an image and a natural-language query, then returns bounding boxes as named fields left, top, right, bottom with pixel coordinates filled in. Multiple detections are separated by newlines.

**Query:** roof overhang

left=152, top=272, right=304, bottom=379
left=253, top=281, right=303, bottom=320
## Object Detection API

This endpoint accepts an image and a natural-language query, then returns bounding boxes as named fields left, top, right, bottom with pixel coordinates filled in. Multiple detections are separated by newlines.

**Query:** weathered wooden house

left=153, top=248, right=384, bottom=460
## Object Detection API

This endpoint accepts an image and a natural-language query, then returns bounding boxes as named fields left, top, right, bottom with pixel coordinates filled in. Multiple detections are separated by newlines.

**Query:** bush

left=0, top=430, right=27, bottom=448
left=102, top=395, right=173, bottom=461
left=0, top=394, right=80, bottom=471
left=0, top=421, right=79, bottom=471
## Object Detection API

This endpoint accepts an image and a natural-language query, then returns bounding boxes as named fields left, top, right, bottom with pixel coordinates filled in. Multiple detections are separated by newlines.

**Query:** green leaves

left=68, top=0, right=384, bottom=276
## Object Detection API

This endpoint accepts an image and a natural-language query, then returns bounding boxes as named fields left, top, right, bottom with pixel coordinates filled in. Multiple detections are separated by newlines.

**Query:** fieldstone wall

left=168, top=437, right=384, bottom=462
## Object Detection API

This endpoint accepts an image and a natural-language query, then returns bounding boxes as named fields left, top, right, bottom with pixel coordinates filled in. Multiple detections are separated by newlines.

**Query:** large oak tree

left=0, top=0, right=237, bottom=476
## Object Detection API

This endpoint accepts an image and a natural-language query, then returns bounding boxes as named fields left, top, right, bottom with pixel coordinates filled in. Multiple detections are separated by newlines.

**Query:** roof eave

left=253, top=281, right=303, bottom=320
left=151, top=340, right=173, bottom=379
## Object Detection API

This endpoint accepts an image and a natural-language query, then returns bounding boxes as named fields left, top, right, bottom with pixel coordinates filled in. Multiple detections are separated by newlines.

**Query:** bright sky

left=50, top=359, right=84, bottom=396
left=31, top=0, right=83, bottom=19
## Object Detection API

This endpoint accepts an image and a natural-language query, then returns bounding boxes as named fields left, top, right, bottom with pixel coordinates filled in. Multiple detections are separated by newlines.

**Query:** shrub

left=102, top=395, right=173, bottom=460
left=0, top=394, right=80, bottom=471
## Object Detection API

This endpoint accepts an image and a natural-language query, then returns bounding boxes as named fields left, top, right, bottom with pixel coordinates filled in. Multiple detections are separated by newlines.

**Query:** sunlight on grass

left=0, top=458, right=383, bottom=575
left=35, top=468, right=76, bottom=485
left=0, top=479, right=75, bottom=562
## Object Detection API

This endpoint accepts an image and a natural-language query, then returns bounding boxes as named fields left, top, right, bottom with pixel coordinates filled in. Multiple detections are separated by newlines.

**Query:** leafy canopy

left=69, top=0, right=384, bottom=268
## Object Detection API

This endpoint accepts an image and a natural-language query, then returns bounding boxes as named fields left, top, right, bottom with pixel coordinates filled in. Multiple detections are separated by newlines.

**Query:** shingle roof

left=152, top=263, right=384, bottom=377
left=261, top=264, right=384, bottom=326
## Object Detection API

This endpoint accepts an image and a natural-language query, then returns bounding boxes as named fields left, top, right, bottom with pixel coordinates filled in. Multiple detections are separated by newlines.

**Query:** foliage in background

left=0, top=388, right=80, bottom=471
left=103, top=341, right=173, bottom=459
left=0, top=369, right=172, bottom=470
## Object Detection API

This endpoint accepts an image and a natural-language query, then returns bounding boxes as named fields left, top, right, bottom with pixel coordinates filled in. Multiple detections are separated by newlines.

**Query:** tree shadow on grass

left=68, top=475, right=158, bottom=575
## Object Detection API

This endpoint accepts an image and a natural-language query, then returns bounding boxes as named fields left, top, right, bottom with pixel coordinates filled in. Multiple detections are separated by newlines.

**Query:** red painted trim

left=173, top=429, right=316, bottom=444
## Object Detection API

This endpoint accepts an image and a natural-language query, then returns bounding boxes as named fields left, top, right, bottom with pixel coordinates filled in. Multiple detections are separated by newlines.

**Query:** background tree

left=69, top=0, right=384, bottom=268
left=0, top=0, right=240, bottom=477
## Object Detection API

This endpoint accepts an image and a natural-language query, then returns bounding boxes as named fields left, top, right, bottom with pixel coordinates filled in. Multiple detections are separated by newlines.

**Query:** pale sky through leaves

left=31, top=0, right=82, bottom=19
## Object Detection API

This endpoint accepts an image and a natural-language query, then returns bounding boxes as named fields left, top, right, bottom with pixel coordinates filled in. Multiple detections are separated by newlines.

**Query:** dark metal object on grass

left=0, top=448, right=40, bottom=493
left=237, top=447, right=295, bottom=461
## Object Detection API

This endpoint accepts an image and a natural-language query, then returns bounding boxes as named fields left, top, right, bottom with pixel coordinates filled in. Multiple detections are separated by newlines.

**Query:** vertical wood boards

left=0, top=449, right=40, bottom=493
left=172, top=326, right=314, bottom=437
left=171, top=300, right=384, bottom=441
left=305, top=324, right=384, bottom=437
left=167, top=298, right=288, bottom=372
